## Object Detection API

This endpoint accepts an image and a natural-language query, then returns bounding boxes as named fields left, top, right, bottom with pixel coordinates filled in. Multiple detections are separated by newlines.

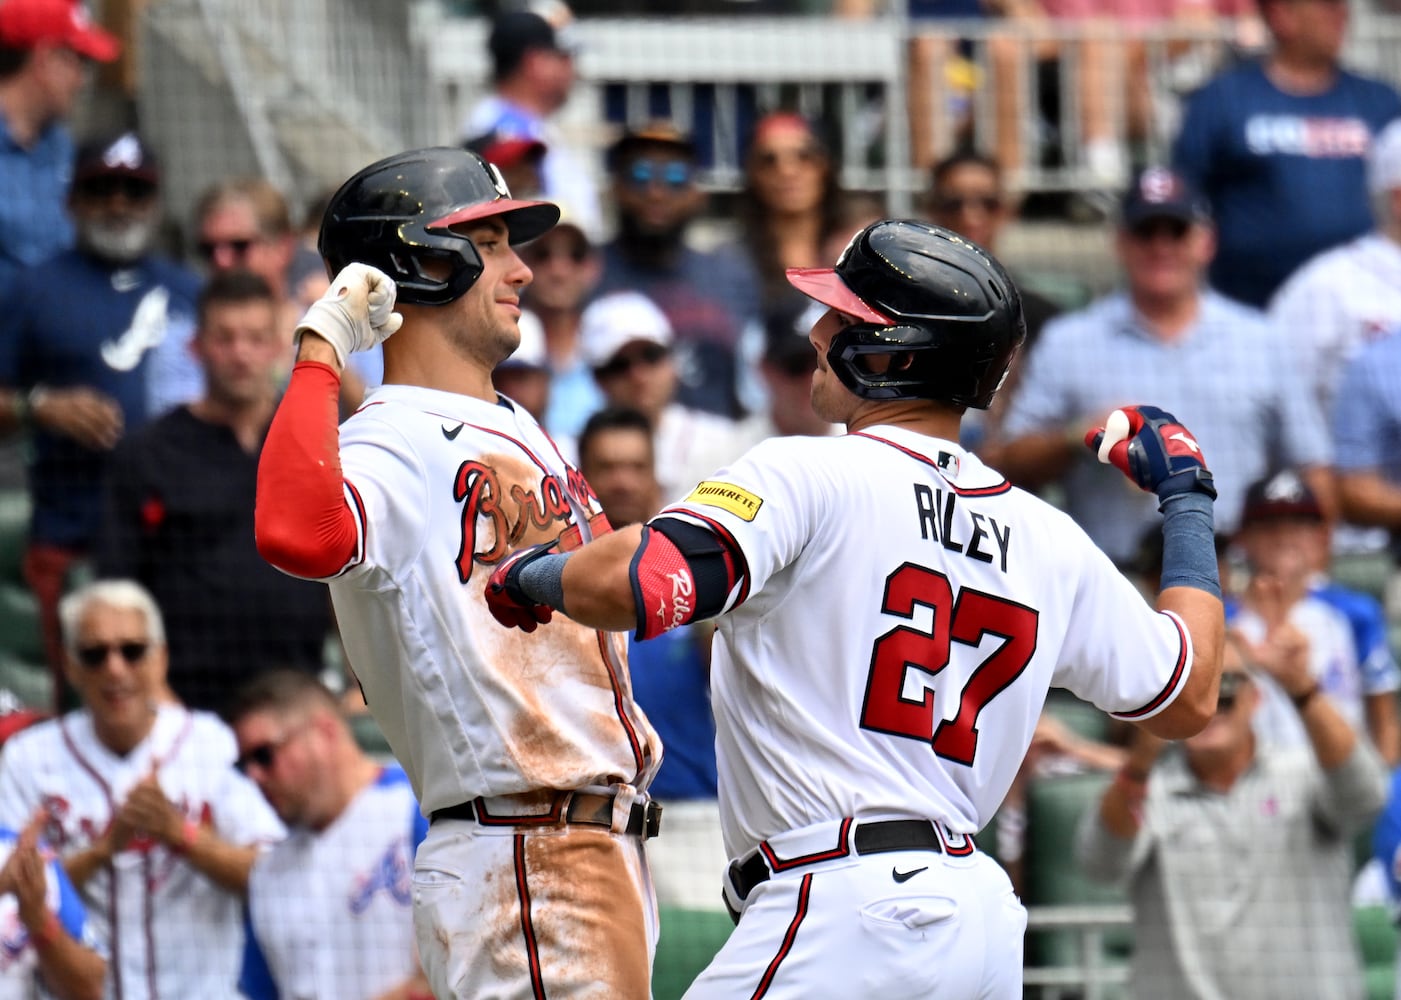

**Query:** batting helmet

left=318, top=147, right=560, bottom=306
left=786, top=220, right=1025, bottom=409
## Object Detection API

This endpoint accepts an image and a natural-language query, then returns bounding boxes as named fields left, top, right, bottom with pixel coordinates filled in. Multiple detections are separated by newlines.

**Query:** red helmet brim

left=430, top=199, right=560, bottom=245
left=785, top=267, right=891, bottom=325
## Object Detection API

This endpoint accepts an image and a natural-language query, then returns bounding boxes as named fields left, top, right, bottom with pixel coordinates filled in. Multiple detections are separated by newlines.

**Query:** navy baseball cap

left=74, top=131, right=160, bottom=186
left=1240, top=469, right=1323, bottom=526
left=489, top=10, right=577, bottom=77
left=1120, top=166, right=1210, bottom=228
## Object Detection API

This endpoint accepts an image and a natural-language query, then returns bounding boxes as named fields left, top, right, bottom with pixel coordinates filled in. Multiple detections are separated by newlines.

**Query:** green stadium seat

left=0, top=489, right=28, bottom=586
left=1331, top=552, right=1394, bottom=604
left=1024, top=771, right=1132, bottom=967
left=1043, top=689, right=1112, bottom=744
left=653, top=907, right=733, bottom=1000
left=0, top=653, right=52, bottom=712
left=1354, top=904, right=1396, bottom=1000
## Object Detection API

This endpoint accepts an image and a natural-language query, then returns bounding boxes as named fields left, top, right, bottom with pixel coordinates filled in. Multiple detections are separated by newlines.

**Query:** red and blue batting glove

left=485, top=543, right=557, bottom=633
left=1084, top=405, right=1217, bottom=503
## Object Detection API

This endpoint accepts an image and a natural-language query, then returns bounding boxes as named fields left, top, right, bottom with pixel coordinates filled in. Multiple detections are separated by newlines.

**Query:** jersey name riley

left=912, top=484, right=1011, bottom=573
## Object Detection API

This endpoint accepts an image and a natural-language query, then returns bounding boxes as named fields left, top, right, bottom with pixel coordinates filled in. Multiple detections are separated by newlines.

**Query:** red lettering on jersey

left=454, top=460, right=586, bottom=582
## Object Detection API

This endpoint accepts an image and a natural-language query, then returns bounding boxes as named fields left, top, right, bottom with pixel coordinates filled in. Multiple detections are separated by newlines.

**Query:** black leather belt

left=430, top=793, right=663, bottom=840
left=728, top=819, right=950, bottom=905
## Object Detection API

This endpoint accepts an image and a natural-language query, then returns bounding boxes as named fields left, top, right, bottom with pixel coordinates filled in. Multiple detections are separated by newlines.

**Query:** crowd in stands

left=6, top=0, right=1401, bottom=995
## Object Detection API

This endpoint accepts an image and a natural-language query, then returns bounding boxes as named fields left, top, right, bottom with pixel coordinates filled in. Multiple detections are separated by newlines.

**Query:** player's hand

left=1085, top=405, right=1216, bottom=504
left=0, top=808, right=50, bottom=928
left=485, top=543, right=558, bottom=633
left=294, top=263, right=404, bottom=368
left=30, top=387, right=123, bottom=450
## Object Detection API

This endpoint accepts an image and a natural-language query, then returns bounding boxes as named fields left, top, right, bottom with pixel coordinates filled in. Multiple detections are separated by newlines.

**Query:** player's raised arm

left=255, top=265, right=403, bottom=580
left=1086, top=405, right=1224, bottom=737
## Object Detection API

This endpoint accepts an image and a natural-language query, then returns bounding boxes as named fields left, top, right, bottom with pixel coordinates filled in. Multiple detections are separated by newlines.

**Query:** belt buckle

left=644, top=801, right=663, bottom=839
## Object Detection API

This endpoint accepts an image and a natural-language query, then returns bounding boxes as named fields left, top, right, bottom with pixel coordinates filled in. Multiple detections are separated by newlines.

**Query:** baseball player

left=486, top=219, right=1225, bottom=998
left=254, top=147, right=662, bottom=1000
left=0, top=579, right=285, bottom=1000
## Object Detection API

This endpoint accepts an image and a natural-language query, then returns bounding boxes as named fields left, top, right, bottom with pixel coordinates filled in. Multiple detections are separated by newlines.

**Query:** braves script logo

left=454, top=460, right=595, bottom=582
left=654, top=568, right=694, bottom=633
left=348, top=835, right=412, bottom=914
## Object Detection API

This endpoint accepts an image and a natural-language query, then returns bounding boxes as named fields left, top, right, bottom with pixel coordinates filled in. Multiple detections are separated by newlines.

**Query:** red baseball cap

left=0, top=0, right=121, bottom=62
left=785, top=267, right=891, bottom=326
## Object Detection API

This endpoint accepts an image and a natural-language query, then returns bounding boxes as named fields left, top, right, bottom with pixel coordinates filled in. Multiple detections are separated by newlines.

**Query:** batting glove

left=485, top=543, right=557, bottom=633
left=294, top=263, right=404, bottom=368
left=1084, top=405, right=1217, bottom=503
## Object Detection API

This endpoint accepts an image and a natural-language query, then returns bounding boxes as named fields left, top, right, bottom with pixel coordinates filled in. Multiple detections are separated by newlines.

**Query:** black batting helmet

left=786, top=220, right=1025, bottom=409
left=318, top=147, right=560, bottom=306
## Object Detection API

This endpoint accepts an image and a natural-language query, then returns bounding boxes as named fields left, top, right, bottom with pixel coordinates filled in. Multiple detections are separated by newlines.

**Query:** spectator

left=999, top=166, right=1332, bottom=566
left=575, top=407, right=724, bottom=911
left=595, top=121, right=763, bottom=419
left=228, top=671, right=430, bottom=1000
left=1270, top=117, right=1401, bottom=414
left=0, top=0, right=119, bottom=283
left=0, top=131, right=202, bottom=693
left=460, top=6, right=603, bottom=238
left=735, top=112, right=845, bottom=314
left=492, top=307, right=552, bottom=426
left=1077, top=633, right=1387, bottom=1000
left=1330, top=333, right=1401, bottom=569
left=96, top=270, right=332, bottom=713
left=1231, top=470, right=1399, bottom=762
left=465, top=128, right=548, bottom=200
left=737, top=299, right=838, bottom=448
left=0, top=580, right=284, bottom=1000
left=580, top=291, right=749, bottom=504
left=518, top=207, right=603, bottom=438
left=1173, top=0, right=1401, bottom=308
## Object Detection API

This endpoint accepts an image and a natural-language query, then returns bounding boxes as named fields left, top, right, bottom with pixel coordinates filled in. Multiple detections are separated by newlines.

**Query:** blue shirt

left=1312, top=581, right=1401, bottom=695
left=1374, top=767, right=1401, bottom=901
left=1173, top=60, right=1401, bottom=307
left=0, top=116, right=74, bottom=287
left=1002, top=290, right=1332, bottom=563
left=0, top=250, right=202, bottom=548
left=595, top=244, right=762, bottom=419
left=1334, top=331, right=1401, bottom=485
left=629, top=627, right=717, bottom=800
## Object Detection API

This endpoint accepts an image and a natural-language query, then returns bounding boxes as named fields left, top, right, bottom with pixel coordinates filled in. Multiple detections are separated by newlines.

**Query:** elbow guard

left=629, top=517, right=738, bottom=640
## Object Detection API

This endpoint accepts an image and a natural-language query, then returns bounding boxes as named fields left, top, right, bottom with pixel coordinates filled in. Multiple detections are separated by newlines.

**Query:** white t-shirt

left=658, top=426, right=1195, bottom=858
left=322, top=386, right=660, bottom=815
left=0, top=705, right=284, bottom=1000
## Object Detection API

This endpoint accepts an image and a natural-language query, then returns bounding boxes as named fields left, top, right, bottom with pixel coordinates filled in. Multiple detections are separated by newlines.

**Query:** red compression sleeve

left=255, top=361, right=361, bottom=579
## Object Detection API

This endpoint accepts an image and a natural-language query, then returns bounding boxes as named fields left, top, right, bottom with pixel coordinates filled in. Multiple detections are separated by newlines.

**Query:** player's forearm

left=558, top=526, right=647, bottom=630
left=1337, top=472, right=1401, bottom=529
left=255, top=360, right=359, bottom=579
left=32, top=917, right=105, bottom=1000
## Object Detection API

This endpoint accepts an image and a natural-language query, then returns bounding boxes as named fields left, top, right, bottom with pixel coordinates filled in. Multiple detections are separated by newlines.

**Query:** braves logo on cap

left=1138, top=166, right=1181, bottom=205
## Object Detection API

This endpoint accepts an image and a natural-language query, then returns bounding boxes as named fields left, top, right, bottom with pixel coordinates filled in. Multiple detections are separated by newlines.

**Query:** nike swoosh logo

left=892, top=866, right=928, bottom=883
left=442, top=423, right=464, bottom=441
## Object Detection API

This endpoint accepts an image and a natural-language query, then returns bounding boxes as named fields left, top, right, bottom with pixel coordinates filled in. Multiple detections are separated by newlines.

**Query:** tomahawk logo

left=654, top=569, right=693, bottom=632
left=1168, top=432, right=1200, bottom=453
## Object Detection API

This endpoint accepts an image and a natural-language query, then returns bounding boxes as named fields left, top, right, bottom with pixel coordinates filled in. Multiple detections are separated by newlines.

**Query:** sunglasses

left=595, top=342, right=669, bottom=379
left=935, top=195, right=1002, bottom=215
left=1128, top=218, right=1191, bottom=242
left=235, top=737, right=289, bottom=775
left=625, top=159, right=694, bottom=192
left=1216, top=673, right=1249, bottom=712
left=753, top=145, right=824, bottom=170
left=75, top=641, right=149, bottom=669
left=75, top=176, right=157, bottom=201
left=196, top=237, right=258, bottom=262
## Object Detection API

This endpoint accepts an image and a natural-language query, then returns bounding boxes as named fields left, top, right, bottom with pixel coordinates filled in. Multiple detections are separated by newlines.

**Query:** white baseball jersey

left=322, top=385, right=659, bottom=814
left=0, top=828, right=100, bottom=1000
left=658, top=426, right=1194, bottom=859
left=241, top=765, right=426, bottom=1000
left=0, top=705, right=284, bottom=1000
left=1231, top=596, right=1366, bottom=748
left=1269, top=232, right=1401, bottom=412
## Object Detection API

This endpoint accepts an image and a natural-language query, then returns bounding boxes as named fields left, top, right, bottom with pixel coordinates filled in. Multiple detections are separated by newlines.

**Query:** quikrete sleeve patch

left=685, top=481, right=764, bottom=521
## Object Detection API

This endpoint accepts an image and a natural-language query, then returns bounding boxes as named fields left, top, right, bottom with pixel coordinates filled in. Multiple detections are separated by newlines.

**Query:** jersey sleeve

left=1053, top=533, right=1193, bottom=721
left=213, top=766, right=286, bottom=846
left=656, top=437, right=832, bottom=607
left=238, top=906, right=280, bottom=1000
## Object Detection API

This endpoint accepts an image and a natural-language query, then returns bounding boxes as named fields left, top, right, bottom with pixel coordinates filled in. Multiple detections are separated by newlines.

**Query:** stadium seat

left=1331, top=552, right=1394, bottom=604
left=653, top=907, right=733, bottom=1000
left=1354, top=904, right=1396, bottom=1000
left=0, top=490, right=44, bottom=700
left=1024, top=771, right=1132, bottom=968
left=1042, top=689, right=1112, bottom=744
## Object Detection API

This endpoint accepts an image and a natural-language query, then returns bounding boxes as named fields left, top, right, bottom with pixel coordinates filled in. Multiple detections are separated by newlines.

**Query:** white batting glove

left=294, top=263, right=404, bottom=367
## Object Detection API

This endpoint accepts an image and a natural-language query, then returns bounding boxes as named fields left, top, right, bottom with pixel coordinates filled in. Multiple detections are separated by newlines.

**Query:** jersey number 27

left=860, top=563, right=1039, bottom=766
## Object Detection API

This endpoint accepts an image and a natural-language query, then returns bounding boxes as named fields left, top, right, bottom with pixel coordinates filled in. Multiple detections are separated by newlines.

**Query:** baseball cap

left=763, top=299, right=823, bottom=372
left=606, top=121, right=697, bottom=173
left=1240, top=469, right=1324, bottom=526
left=1120, top=166, right=1210, bottom=228
left=465, top=130, right=548, bottom=171
left=1368, top=119, right=1401, bottom=196
left=579, top=291, right=673, bottom=370
left=0, top=0, right=120, bottom=60
left=489, top=9, right=576, bottom=77
left=499, top=309, right=549, bottom=371
left=73, top=131, right=159, bottom=186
